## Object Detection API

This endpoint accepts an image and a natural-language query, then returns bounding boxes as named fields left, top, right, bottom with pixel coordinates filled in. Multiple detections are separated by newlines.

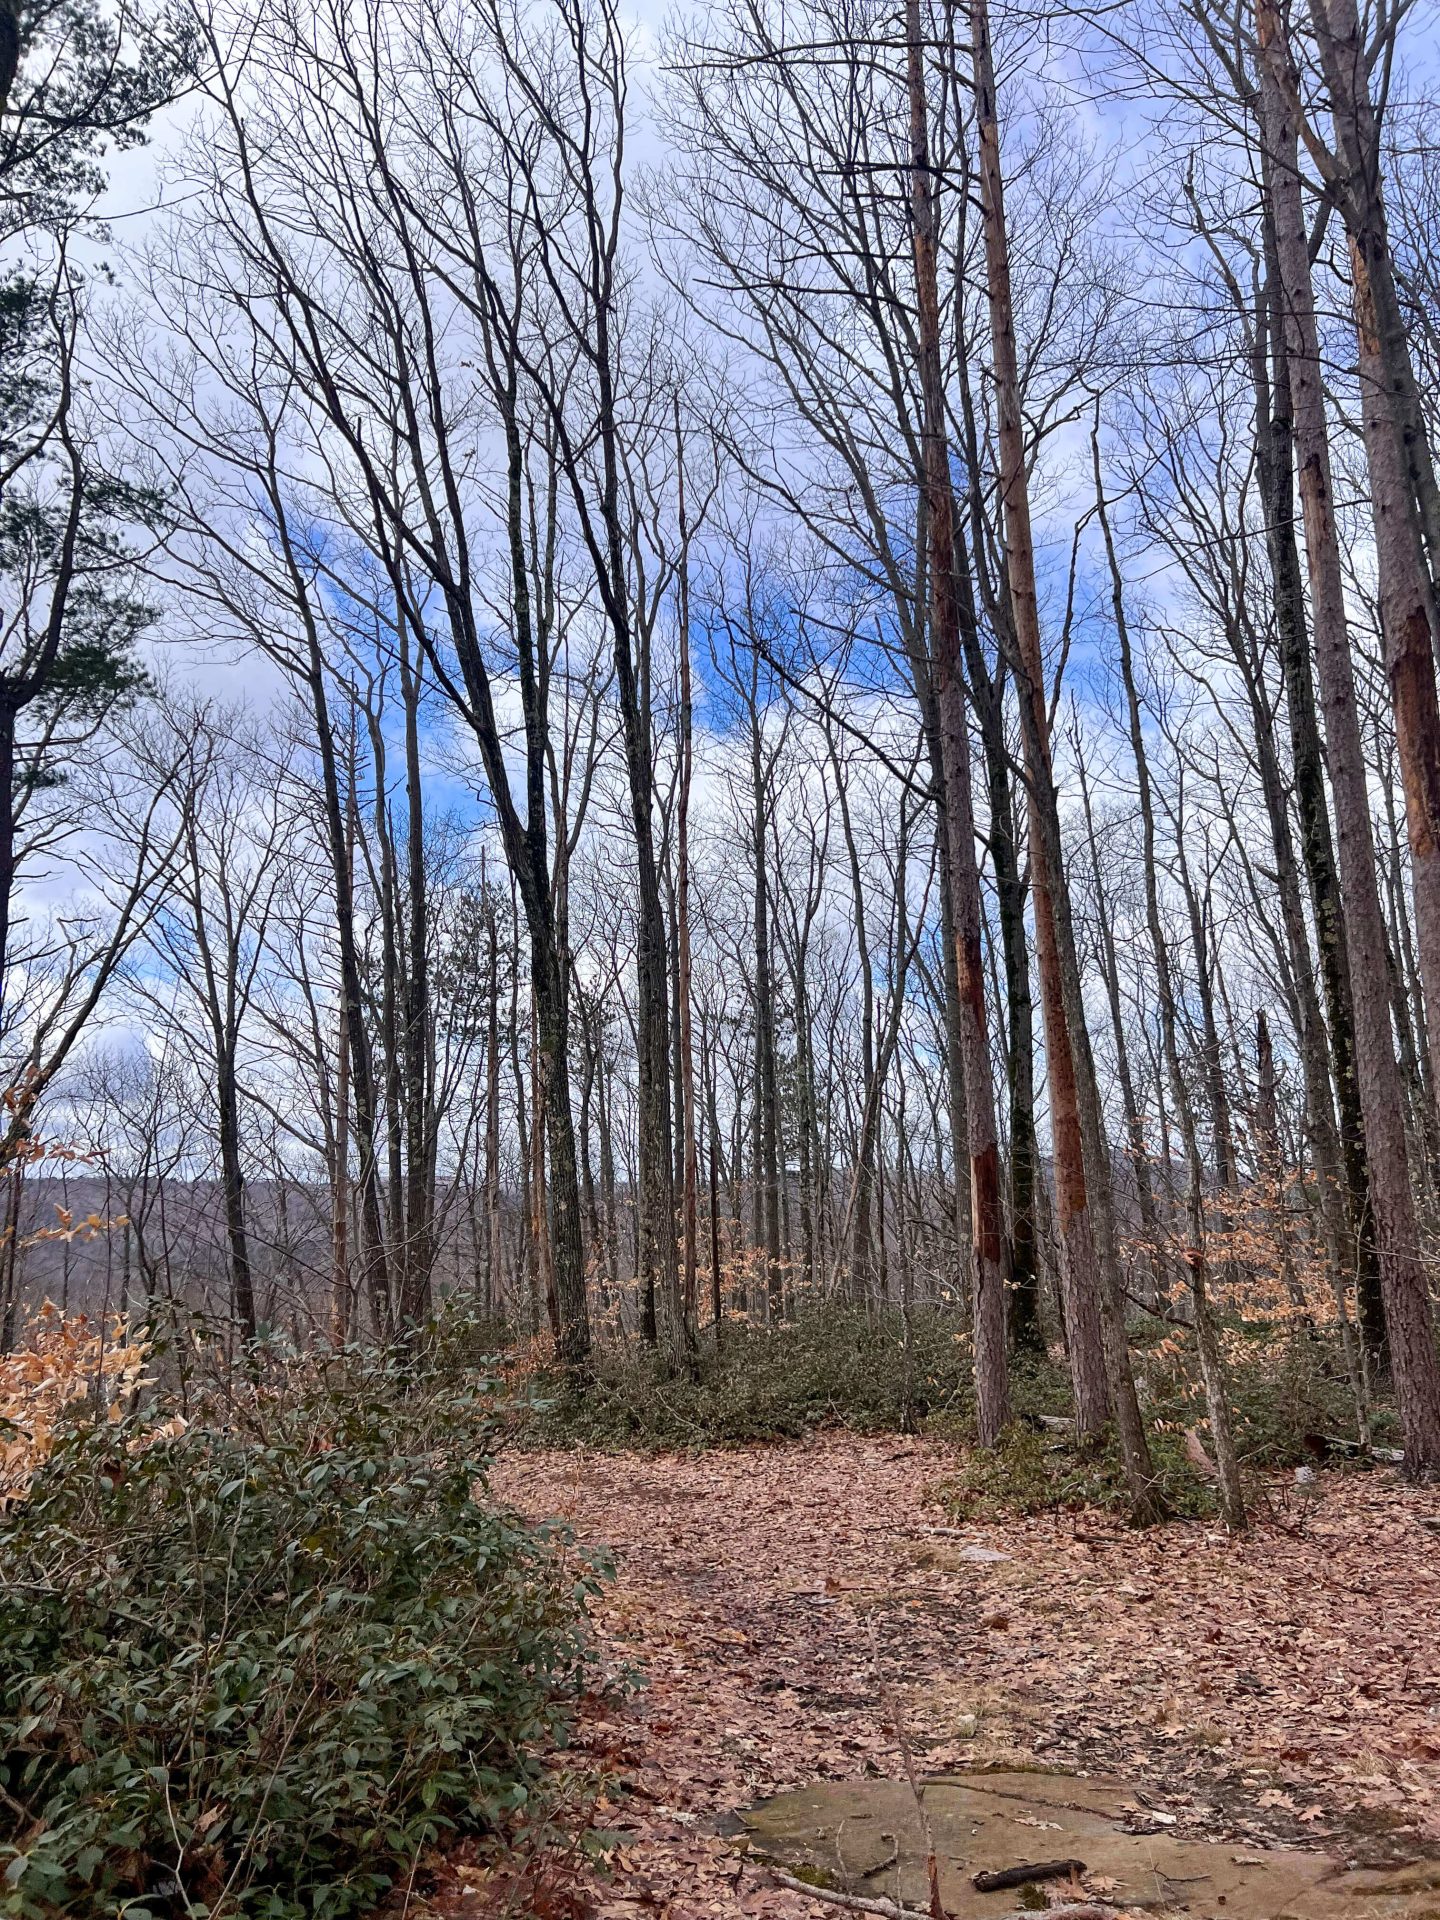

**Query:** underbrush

left=1174, top=1326, right=1397, bottom=1464
left=941, top=1330, right=1395, bottom=1522
left=518, top=1305, right=1393, bottom=1530
left=941, top=1420, right=1216, bottom=1520
left=0, top=1352, right=600, bottom=1920
left=521, top=1306, right=980, bottom=1447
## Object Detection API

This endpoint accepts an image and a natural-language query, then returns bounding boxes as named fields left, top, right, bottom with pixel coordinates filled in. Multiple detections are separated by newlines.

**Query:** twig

left=765, top=1872, right=1123, bottom=1920
left=868, top=1618, right=944, bottom=1919
left=765, top=1867, right=934, bottom=1918
left=992, top=1909, right=1122, bottom=1920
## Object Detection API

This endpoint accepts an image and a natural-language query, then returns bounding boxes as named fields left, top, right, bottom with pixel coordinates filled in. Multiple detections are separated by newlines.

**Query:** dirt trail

left=442, top=1437, right=1440, bottom=1917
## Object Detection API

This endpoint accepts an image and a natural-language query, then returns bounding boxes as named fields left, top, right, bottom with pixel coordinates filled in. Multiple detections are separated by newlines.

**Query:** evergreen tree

left=0, top=0, right=191, bottom=1025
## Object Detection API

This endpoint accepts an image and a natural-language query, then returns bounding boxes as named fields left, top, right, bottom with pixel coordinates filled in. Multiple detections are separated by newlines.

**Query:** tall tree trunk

left=702, top=1003, right=724, bottom=1329
left=483, top=877, right=504, bottom=1319
left=372, top=767, right=406, bottom=1306
left=1075, top=739, right=1162, bottom=1259
left=0, top=703, right=15, bottom=1039
left=1173, top=834, right=1238, bottom=1198
left=216, top=1041, right=256, bottom=1342
left=833, top=744, right=877, bottom=1302
left=531, top=991, right=558, bottom=1340
left=752, top=697, right=784, bottom=1319
left=906, top=0, right=1010, bottom=1442
left=1258, top=0, right=1440, bottom=1475
left=792, top=951, right=819, bottom=1294
left=934, top=821, right=975, bottom=1299
left=971, top=0, right=1151, bottom=1470
left=310, top=679, right=391, bottom=1339
left=399, top=616, right=433, bottom=1324
left=596, top=1009, right=619, bottom=1308
left=578, top=1019, right=602, bottom=1301
left=1302, top=0, right=1440, bottom=1109
left=582, top=283, right=689, bottom=1368
left=1104, top=492, right=1246, bottom=1530
left=1254, top=196, right=1382, bottom=1349
left=908, top=557, right=975, bottom=1313
left=1254, top=1012, right=1311, bottom=1320
left=332, top=968, right=352, bottom=1344
left=478, top=389, right=593, bottom=1369
left=675, top=431, right=700, bottom=1325
left=958, top=577, right=1042, bottom=1353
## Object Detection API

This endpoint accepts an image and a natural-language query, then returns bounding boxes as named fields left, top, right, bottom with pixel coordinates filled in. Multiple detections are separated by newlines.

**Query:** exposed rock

left=741, top=1769, right=1440, bottom=1918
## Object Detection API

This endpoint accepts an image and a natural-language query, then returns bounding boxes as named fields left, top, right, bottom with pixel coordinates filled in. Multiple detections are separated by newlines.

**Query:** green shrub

left=1139, top=1327, right=1397, bottom=1466
left=0, top=1363, right=600, bottom=1919
left=522, top=1306, right=980, bottom=1448
left=939, top=1420, right=1216, bottom=1522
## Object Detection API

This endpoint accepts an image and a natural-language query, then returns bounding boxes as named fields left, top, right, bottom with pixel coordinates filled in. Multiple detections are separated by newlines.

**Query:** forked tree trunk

left=971, top=0, right=1106, bottom=1436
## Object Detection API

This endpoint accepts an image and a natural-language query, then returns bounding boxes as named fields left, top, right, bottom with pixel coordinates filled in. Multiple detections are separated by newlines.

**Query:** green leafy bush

left=523, top=1306, right=979, bottom=1448
left=1138, top=1326, right=1397, bottom=1466
left=939, top=1420, right=1215, bottom=1521
left=0, top=1364, right=599, bottom=1919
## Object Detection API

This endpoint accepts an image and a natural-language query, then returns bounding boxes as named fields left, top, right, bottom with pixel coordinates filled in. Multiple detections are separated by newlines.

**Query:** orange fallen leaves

left=427, top=1435, right=1440, bottom=1918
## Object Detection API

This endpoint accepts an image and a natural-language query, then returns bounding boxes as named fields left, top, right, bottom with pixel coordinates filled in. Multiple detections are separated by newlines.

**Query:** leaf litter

left=420, top=1435, right=1440, bottom=1918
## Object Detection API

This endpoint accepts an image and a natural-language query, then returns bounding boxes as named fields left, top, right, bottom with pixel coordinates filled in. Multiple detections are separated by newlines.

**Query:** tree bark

left=484, top=882, right=504, bottom=1319
left=752, top=688, right=784, bottom=1319
left=906, top=0, right=1010, bottom=1442
left=969, top=0, right=1115, bottom=1445
left=1098, top=448, right=1245, bottom=1529
left=675, top=420, right=700, bottom=1326
left=1258, top=0, right=1440, bottom=1474
left=1251, top=214, right=1381, bottom=1349
left=1302, top=0, right=1440, bottom=1119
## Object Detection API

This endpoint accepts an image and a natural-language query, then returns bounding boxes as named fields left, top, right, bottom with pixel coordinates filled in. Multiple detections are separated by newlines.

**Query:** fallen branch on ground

left=972, top=1856, right=1086, bottom=1891
left=764, top=1867, right=933, bottom=1918
left=766, top=1867, right=1125, bottom=1920
left=993, top=1909, right=1123, bottom=1920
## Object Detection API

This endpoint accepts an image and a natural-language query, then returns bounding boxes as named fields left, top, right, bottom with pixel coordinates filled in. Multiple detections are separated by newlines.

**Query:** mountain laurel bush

left=0, top=1364, right=599, bottom=1918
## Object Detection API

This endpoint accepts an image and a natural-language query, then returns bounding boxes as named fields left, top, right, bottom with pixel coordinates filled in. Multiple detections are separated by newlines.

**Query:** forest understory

left=8, top=0, right=1440, bottom=1906
left=433, top=1436, right=1440, bottom=1920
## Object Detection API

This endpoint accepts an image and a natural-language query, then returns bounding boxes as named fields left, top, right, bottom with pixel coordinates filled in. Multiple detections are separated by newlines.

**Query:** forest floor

left=429, top=1436, right=1440, bottom=1919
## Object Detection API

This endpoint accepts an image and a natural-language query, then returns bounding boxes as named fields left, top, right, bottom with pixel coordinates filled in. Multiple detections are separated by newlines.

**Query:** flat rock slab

left=740, top=1770, right=1440, bottom=1918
